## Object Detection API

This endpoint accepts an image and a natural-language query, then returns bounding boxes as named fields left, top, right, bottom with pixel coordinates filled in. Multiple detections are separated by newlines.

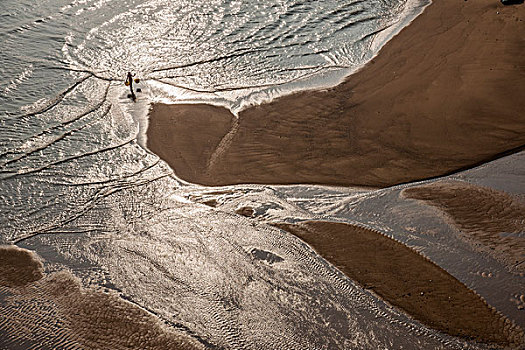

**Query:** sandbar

left=275, top=221, right=524, bottom=347
left=147, top=0, right=525, bottom=187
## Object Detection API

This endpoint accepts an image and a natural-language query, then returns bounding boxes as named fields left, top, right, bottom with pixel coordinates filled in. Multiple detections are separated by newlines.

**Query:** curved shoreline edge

left=146, top=0, right=525, bottom=188
left=146, top=0, right=432, bottom=116
left=273, top=221, right=525, bottom=347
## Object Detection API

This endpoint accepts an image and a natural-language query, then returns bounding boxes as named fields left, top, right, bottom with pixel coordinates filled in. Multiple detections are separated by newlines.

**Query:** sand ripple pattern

left=0, top=0, right=509, bottom=349
left=9, top=175, right=485, bottom=350
left=276, top=221, right=524, bottom=348
left=0, top=246, right=204, bottom=350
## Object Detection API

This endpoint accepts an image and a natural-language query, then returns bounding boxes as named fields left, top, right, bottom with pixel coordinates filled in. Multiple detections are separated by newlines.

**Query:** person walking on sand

left=125, top=71, right=136, bottom=101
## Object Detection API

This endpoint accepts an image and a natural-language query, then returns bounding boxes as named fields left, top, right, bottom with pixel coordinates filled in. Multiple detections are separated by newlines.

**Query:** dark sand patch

left=202, top=198, right=218, bottom=207
left=275, top=221, right=524, bottom=347
left=403, top=181, right=525, bottom=274
left=236, top=206, right=255, bottom=218
left=146, top=0, right=525, bottom=188
left=0, top=245, right=43, bottom=287
left=0, top=247, right=204, bottom=350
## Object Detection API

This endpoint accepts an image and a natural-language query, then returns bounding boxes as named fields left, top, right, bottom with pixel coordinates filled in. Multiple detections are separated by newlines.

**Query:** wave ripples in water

left=61, top=0, right=426, bottom=111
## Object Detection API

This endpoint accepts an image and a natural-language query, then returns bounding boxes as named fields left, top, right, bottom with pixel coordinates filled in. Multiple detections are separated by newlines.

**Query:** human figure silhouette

left=126, top=71, right=136, bottom=101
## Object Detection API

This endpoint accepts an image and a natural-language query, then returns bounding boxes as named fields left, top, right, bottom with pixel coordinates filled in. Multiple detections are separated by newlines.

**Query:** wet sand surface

left=143, top=0, right=525, bottom=339
left=275, top=221, right=524, bottom=348
left=147, top=0, right=525, bottom=187
left=0, top=245, right=204, bottom=350
left=3, top=0, right=525, bottom=349
left=403, top=181, right=525, bottom=274
left=147, top=104, right=235, bottom=182
left=0, top=245, right=43, bottom=287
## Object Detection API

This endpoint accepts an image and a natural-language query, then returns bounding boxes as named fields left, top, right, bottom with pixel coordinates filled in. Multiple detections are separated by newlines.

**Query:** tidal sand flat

left=147, top=0, right=525, bottom=187
left=275, top=221, right=524, bottom=348
left=0, top=246, right=204, bottom=350
left=143, top=0, right=525, bottom=346
left=2, top=0, right=524, bottom=348
left=403, top=181, right=525, bottom=274
left=147, top=104, right=235, bottom=181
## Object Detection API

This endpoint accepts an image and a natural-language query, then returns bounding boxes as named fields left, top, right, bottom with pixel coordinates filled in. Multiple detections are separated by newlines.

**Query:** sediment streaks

left=276, top=221, right=524, bottom=347
left=403, top=181, right=525, bottom=274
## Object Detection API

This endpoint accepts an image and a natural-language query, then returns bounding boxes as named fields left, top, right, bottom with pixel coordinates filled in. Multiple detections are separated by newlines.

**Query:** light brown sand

left=0, top=246, right=203, bottom=350
left=275, top=221, right=524, bottom=347
left=0, top=245, right=43, bottom=287
left=147, top=0, right=525, bottom=187
left=403, top=181, right=525, bottom=274
left=147, top=103, right=235, bottom=181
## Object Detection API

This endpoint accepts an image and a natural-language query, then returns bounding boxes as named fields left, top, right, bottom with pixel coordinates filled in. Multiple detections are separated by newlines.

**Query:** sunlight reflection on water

left=5, top=0, right=514, bottom=349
